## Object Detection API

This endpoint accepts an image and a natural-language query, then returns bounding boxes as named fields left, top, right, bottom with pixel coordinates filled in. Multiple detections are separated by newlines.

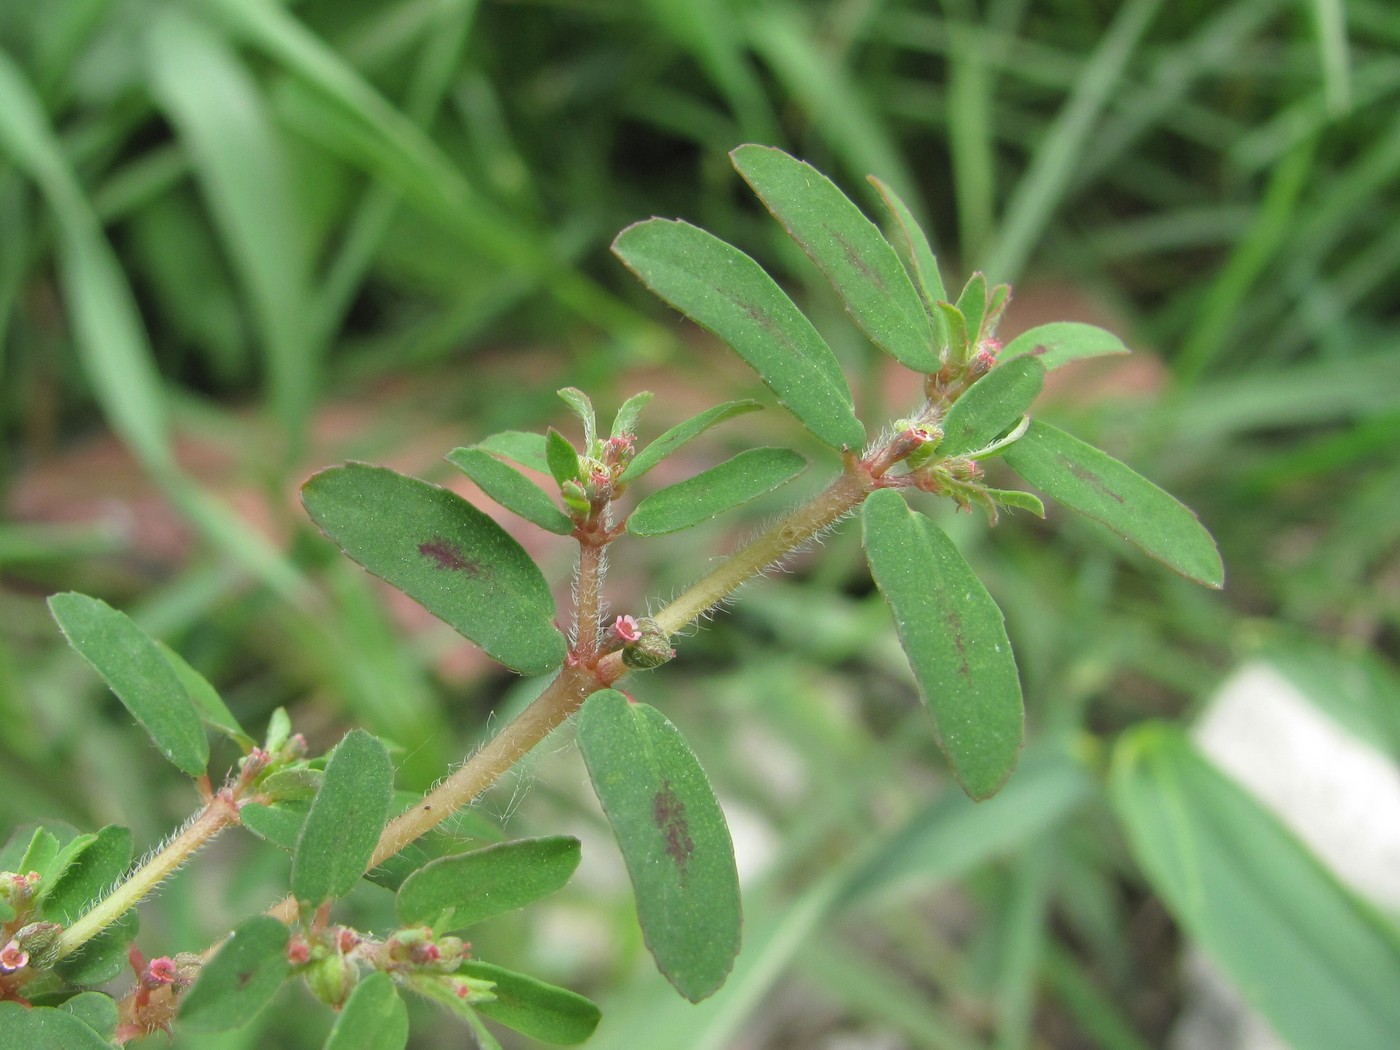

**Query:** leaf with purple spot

left=862, top=489, right=1024, bottom=799
left=576, top=689, right=741, bottom=1002
left=301, top=463, right=565, bottom=675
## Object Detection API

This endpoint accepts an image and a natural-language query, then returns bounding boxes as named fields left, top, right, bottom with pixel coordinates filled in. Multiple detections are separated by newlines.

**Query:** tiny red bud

left=287, top=939, right=311, bottom=965
left=336, top=928, right=359, bottom=955
left=147, top=956, right=177, bottom=985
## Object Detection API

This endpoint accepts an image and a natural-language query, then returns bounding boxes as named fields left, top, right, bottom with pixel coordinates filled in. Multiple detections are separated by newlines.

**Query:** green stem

left=54, top=792, right=240, bottom=959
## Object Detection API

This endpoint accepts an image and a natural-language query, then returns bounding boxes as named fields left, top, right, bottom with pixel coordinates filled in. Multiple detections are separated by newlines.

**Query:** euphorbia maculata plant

left=2, top=146, right=1222, bottom=1047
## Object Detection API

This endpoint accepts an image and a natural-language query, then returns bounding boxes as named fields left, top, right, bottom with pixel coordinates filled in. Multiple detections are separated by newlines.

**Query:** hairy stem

left=55, top=792, right=240, bottom=959
left=262, top=454, right=882, bottom=929
left=573, top=540, right=606, bottom=663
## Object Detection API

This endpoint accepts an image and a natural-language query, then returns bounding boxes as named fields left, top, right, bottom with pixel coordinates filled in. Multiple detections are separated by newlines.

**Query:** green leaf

left=156, top=640, right=254, bottom=749
left=323, top=972, right=408, bottom=1050
left=576, top=689, right=741, bottom=1002
left=1111, top=725, right=1400, bottom=1050
left=57, top=992, right=118, bottom=1041
left=612, top=218, right=864, bottom=451
left=446, top=447, right=574, bottom=536
left=39, top=824, right=132, bottom=925
left=986, top=489, right=1046, bottom=518
left=955, top=272, right=988, bottom=344
left=937, top=301, right=970, bottom=365
left=179, top=915, right=290, bottom=1032
left=730, top=145, right=936, bottom=372
left=557, top=387, right=597, bottom=453
left=611, top=391, right=654, bottom=440
left=861, top=490, right=1024, bottom=799
left=476, top=431, right=550, bottom=474
left=627, top=448, right=806, bottom=537
left=396, top=837, right=581, bottom=933
left=1001, top=322, right=1129, bottom=371
left=545, top=428, right=582, bottom=488
left=619, top=401, right=762, bottom=483
left=868, top=175, right=947, bottom=312
left=48, top=592, right=209, bottom=775
left=5, top=825, right=61, bottom=879
left=1001, top=420, right=1224, bottom=588
left=0, top=1003, right=116, bottom=1049
left=240, top=801, right=310, bottom=850
left=292, top=729, right=392, bottom=908
left=54, top=911, right=138, bottom=986
left=301, top=463, right=566, bottom=675
left=939, top=358, right=1046, bottom=457
left=462, top=961, right=601, bottom=1044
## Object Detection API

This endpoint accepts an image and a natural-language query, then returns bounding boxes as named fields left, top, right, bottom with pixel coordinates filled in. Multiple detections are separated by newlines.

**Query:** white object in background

left=1169, top=660, right=1400, bottom=1050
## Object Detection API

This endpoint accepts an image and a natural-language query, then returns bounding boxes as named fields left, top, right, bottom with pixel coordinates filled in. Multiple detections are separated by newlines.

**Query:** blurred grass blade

left=446, top=447, right=574, bottom=536
left=939, top=357, right=1045, bottom=457
left=460, top=961, right=601, bottom=1044
left=1111, top=725, right=1400, bottom=1050
left=396, top=837, right=581, bottom=932
left=179, top=915, right=290, bottom=1031
left=0, top=53, right=172, bottom=471
left=861, top=490, right=1024, bottom=799
left=48, top=593, right=209, bottom=776
left=323, top=972, right=408, bottom=1050
left=1001, top=322, right=1129, bottom=370
left=732, top=144, right=935, bottom=372
left=986, top=0, right=1163, bottom=280
left=621, top=400, right=763, bottom=483
left=292, top=728, right=393, bottom=908
left=1002, top=420, right=1225, bottom=587
left=1309, top=0, right=1353, bottom=116
left=613, top=218, right=865, bottom=451
left=577, top=689, right=741, bottom=1002
left=146, top=9, right=315, bottom=450
left=627, top=448, right=806, bottom=537
left=301, top=464, right=566, bottom=675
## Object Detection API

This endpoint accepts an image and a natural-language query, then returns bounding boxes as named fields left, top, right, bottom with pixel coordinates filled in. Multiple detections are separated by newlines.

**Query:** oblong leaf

left=461, top=961, right=601, bottom=1044
left=240, top=800, right=310, bottom=851
left=868, top=175, right=947, bottom=314
left=731, top=145, right=936, bottom=372
left=939, top=357, right=1046, bottom=457
left=292, top=729, right=393, bottom=908
left=39, top=824, right=132, bottom=925
left=861, top=489, right=1024, bottom=799
left=545, top=428, right=581, bottom=487
left=1001, top=420, right=1224, bottom=588
left=47, top=593, right=208, bottom=775
left=611, top=390, right=654, bottom=440
left=619, top=400, right=762, bottom=483
left=446, top=447, right=573, bottom=536
left=58, top=992, right=118, bottom=1041
left=323, top=971, right=408, bottom=1050
left=612, top=218, right=864, bottom=451
left=955, top=272, right=988, bottom=344
left=627, top=448, right=806, bottom=537
left=396, top=837, right=581, bottom=932
left=0, top=1003, right=116, bottom=1050
left=1001, top=322, right=1129, bottom=371
left=179, top=915, right=290, bottom=1031
left=476, top=430, right=549, bottom=473
left=156, top=640, right=254, bottom=748
left=576, top=689, right=741, bottom=1002
left=1111, top=725, right=1400, bottom=1050
left=301, top=463, right=565, bottom=675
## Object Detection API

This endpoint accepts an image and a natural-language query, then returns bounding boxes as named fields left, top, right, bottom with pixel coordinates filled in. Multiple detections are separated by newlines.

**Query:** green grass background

left=3, top=0, right=1398, bottom=1046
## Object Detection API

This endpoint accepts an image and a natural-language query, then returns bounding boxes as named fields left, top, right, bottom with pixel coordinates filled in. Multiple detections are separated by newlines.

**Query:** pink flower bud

left=0, top=939, right=28, bottom=973
left=613, top=615, right=642, bottom=643
left=287, top=938, right=311, bottom=965
left=147, top=956, right=178, bottom=985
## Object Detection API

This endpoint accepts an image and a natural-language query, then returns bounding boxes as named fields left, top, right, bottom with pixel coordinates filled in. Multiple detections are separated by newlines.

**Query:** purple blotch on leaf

left=652, top=779, right=694, bottom=878
left=418, top=536, right=481, bottom=574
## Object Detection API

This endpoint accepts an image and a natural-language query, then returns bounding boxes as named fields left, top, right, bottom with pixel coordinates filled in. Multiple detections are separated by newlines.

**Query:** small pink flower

left=147, top=956, right=177, bottom=985
left=613, top=615, right=642, bottom=643
left=287, top=939, right=311, bottom=965
left=0, top=939, right=28, bottom=972
left=336, top=927, right=359, bottom=955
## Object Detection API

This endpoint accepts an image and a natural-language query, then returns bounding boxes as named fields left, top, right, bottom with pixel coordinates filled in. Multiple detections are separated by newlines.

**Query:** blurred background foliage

left=2, top=0, right=1398, bottom=1046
